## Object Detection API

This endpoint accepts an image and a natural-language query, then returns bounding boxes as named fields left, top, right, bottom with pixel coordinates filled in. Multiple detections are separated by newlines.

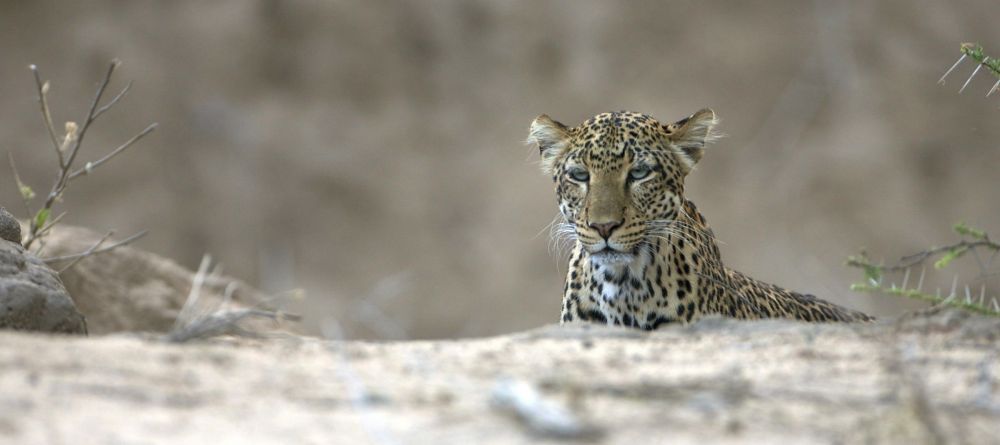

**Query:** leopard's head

left=528, top=110, right=719, bottom=264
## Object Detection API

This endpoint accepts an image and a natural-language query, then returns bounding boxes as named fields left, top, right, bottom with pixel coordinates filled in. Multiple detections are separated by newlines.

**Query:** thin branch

left=92, top=81, right=132, bottom=121
left=59, top=59, right=119, bottom=174
left=972, top=247, right=989, bottom=277
left=44, top=230, right=148, bottom=269
left=51, top=230, right=113, bottom=273
left=33, top=211, right=67, bottom=239
left=847, top=239, right=1000, bottom=273
left=29, top=65, right=64, bottom=167
left=36, top=60, right=119, bottom=216
left=67, top=123, right=157, bottom=181
left=899, top=240, right=997, bottom=267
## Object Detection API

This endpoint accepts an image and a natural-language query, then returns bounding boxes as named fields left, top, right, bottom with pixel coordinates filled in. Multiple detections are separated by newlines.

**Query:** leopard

left=528, top=109, right=873, bottom=329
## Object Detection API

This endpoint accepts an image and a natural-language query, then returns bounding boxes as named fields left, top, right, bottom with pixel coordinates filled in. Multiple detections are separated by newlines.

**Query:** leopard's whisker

left=547, top=218, right=579, bottom=260
left=647, top=218, right=720, bottom=245
left=645, top=226, right=702, bottom=248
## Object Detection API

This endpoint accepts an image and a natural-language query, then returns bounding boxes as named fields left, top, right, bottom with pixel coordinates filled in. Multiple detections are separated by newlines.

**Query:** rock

left=38, top=225, right=296, bottom=335
left=0, top=237, right=86, bottom=334
left=0, top=207, right=20, bottom=244
left=0, top=309, right=998, bottom=444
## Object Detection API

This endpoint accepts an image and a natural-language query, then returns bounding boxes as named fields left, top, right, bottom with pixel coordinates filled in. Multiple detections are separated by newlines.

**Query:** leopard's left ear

left=662, top=108, right=720, bottom=172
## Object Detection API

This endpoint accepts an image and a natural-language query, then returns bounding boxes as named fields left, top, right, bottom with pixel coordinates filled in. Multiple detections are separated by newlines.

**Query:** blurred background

left=1, top=1, right=998, bottom=339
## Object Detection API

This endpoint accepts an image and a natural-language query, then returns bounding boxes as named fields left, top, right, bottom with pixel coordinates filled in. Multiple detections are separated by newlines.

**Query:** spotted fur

left=529, top=110, right=872, bottom=329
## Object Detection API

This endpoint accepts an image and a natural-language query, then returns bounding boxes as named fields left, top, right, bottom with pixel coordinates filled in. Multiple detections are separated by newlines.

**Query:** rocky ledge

left=0, top=308, right=997, bottom=444
left=0, top=207, right=86, bottom=334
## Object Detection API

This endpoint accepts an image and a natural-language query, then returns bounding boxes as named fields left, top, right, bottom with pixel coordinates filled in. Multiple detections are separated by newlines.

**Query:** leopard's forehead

left=568, top=111, right=667, bottom=167
left=582, top=110, right=660, bottom=129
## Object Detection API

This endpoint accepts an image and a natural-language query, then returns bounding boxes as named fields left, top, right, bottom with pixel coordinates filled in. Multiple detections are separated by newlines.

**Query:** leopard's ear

left=528, top=114, right=571, bottom=174
left=662, top=108, right=720, bottom=172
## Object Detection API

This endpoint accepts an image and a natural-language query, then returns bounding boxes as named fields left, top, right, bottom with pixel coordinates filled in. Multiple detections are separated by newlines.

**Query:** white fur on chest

left=588, top=249, right=651, bottom=302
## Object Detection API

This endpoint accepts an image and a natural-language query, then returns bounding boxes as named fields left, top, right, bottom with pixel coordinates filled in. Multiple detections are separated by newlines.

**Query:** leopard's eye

left=567, top=168, right=590, bottom=183
left=629, top=164, right=652, bottom=181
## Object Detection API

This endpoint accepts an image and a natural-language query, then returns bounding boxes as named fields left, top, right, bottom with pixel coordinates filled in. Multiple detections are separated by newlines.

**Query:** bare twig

left=59, top=60, right=119, bottom=172
left=29, top=65, right=64, bottom=166
left=51, top=231, right=114, bottom=273
left=43, top=230, right=148, bottom=267
left=92, top=81, right=132, bottom=121
left=67, top=123, right=157, bottom=181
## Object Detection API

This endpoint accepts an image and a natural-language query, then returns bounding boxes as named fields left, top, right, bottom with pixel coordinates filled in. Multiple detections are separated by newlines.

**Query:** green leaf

left=934, top=246, right=967, bottom=269
left=961, top=43, right=1000, bottom=77
left=862, top=264, right=881, bottom=285
left=953, top=221, right=987, bottom=240
left=845, top=252, right=882, bottom=286
left=33, top=208, right=50, bottom=229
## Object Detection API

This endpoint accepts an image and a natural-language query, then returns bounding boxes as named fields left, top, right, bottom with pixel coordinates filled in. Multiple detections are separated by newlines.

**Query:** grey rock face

left=0, top=207, right=20, bottom=244
left=0, top=236, right=87, bottom=334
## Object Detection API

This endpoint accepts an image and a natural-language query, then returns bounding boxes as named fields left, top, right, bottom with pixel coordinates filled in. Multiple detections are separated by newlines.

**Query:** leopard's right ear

left=527, top=114, right=571, bottom=174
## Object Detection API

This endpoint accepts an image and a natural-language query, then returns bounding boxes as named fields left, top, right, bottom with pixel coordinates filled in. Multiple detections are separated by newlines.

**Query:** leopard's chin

left=588, top=247, right=635, bottom=266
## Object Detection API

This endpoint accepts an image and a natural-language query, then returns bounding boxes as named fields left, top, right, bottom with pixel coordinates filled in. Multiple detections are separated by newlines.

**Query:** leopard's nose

left=589, top=221, right=622, bottom=240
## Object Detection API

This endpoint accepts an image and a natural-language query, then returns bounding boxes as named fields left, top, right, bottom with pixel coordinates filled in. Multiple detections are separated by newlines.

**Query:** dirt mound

left=1, top=308, right=996, bottom=444
left=36, top=225, right=297, bottom=335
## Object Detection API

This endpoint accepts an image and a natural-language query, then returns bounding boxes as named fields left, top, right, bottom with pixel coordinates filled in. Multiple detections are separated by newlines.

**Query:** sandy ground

left=1, top=308, right=997, bottom=445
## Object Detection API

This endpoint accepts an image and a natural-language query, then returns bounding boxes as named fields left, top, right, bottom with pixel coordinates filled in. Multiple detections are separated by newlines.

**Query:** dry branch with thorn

left=939, top=43, right=1000, bottom=98
left=847, top=222, right=1000, bottom=317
